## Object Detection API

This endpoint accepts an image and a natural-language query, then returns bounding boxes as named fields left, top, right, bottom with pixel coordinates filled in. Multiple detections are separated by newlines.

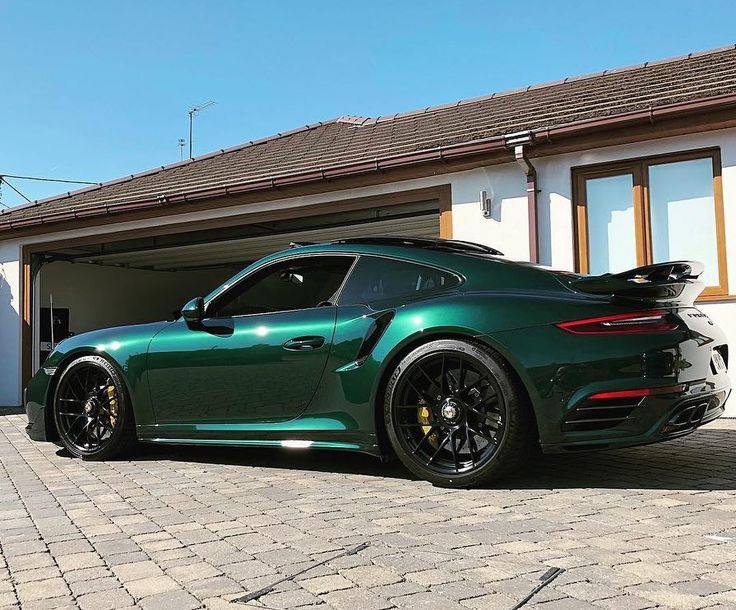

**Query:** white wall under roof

left=0, top=127, right=734, bottom=414
left=0, top=241, right=21, bottom=406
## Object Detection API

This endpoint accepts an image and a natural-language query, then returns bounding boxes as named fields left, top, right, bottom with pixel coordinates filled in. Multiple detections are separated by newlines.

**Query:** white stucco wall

left=0, top=127, right=734, bottom=412
left=0, top=242, right=21, bottom=406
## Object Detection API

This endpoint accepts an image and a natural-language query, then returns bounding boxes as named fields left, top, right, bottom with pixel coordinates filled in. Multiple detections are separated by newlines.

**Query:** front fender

left=27, top=321, right=172, bottom=438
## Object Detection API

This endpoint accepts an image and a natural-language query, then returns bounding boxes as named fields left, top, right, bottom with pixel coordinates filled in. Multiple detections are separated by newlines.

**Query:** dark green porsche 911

left=25, top=237, right=730, bottom=487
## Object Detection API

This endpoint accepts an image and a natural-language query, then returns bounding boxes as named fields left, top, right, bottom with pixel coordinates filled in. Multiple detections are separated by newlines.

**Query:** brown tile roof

left=3, top=45, right=736, bottom=231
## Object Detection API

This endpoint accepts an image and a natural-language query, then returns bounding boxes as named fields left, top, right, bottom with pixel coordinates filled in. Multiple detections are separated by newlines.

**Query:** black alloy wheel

left=384, top=339, right=535, bottom=487
left=53, top=355, right=136, bottom=459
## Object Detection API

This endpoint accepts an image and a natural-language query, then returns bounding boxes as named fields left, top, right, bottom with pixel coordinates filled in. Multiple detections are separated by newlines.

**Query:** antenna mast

left=187, top=100, right=216, bottom=159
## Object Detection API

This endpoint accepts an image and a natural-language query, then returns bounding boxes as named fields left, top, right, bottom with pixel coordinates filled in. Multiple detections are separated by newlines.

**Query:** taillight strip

left=556, top=309, right=679, bottom=335
left=589, top=385, right=686, bottom=400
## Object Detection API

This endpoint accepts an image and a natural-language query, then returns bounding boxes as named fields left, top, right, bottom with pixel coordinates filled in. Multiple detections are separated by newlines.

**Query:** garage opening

left=32, top=198, right=441, bottom=369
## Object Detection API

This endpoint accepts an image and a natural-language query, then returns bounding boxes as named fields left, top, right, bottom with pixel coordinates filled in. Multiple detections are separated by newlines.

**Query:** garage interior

left=32, top=199, right=440, bottom=369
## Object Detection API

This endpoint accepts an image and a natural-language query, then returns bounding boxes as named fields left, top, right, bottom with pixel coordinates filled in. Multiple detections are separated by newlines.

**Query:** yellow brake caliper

left=106, top=385, right=118, bottom=428
left=417, top=405, right=438, bottom=448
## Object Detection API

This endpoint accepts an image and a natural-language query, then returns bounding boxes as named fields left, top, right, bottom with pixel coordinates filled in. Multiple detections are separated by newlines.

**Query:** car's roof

left=272, top=236, right=506, bottom=270
left=290, top=236, right=504, bottom=256
left=205, top=236, right=570, bottom=303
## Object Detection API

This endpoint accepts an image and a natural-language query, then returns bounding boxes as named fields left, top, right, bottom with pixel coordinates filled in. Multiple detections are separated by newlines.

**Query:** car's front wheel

left=384, top=339, right=535, bottom=487
left=53, top=355, right=137, bottom=460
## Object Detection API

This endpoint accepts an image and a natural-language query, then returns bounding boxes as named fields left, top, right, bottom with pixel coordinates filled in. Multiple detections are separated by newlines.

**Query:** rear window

left=339, top=256, right=461, bottom=306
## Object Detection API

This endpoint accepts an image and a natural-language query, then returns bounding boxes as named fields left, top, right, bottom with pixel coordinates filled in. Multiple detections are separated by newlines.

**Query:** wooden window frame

left=572, top=147, right=728, bottom=299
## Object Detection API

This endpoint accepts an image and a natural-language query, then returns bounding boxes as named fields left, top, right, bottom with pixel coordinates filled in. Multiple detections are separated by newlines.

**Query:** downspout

left=504, top=131, right=539, bottom=263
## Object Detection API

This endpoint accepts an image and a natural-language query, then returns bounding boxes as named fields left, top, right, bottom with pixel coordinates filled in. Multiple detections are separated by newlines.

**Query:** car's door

left=146, top=254, right=356, bottom=424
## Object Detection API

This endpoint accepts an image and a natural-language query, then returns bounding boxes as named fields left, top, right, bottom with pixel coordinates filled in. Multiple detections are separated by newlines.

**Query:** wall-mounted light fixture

left=480, top=190, right=492, bottom=218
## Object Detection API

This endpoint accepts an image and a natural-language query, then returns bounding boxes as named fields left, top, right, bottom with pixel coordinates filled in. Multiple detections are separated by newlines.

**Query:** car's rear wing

left=565, top=261, right=705, bottom=305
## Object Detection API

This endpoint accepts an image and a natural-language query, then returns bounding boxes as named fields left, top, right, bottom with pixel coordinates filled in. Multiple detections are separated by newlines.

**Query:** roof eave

left=2, top=93, right=736, bottom=234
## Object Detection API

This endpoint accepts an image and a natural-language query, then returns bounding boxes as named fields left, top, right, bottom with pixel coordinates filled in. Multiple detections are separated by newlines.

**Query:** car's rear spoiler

left=566, top=261, right=705, bottom=305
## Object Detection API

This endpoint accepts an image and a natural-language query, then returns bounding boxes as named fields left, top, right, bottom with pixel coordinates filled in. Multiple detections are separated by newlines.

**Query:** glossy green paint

left=146, top=307, right=338, bottom=424
left=25, top=242, right=730, bottom=456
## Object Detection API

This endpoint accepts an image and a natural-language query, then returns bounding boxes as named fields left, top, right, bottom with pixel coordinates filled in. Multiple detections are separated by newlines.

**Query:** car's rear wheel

left=53, top=355, right=137, bottom=460
left=384, top=339, right=535, bottom=487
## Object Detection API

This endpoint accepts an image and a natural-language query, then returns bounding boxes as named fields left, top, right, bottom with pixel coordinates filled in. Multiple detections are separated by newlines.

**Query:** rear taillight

left=556, top=309, right=680, bottom=335
left=588, top=385, right=686, bottom=400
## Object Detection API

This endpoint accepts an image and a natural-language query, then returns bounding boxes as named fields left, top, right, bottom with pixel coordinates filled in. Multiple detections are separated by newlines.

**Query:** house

left=1, top=45, right=735, bottom=411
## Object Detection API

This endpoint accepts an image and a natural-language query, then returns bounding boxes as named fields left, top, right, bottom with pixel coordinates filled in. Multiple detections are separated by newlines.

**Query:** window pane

left=585, top=174, right=637, bottom=275
left=210, top=257, right=354, bottom=317
left=339, top=256, right=460, bottom=306
left=648, top=158, right=719, bottom=286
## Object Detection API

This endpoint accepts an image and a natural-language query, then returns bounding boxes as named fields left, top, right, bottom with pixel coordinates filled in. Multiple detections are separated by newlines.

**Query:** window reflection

left=585, top=174, right=636, bottom=275
left=649, top=158, right=718, bottom=286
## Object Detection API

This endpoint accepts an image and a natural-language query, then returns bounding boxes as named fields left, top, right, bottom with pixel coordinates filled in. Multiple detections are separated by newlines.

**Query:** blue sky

left=1, top=0, right=735, bottom=207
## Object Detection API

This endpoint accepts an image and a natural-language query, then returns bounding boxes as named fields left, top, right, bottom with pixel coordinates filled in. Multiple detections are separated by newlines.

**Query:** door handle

left=283, top=336, right=325, bottom=351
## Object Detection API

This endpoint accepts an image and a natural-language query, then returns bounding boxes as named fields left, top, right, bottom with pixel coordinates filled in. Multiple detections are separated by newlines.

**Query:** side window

left=208, top=256, right=355, bottom=318
left=339, top=256, right=460, bottom=306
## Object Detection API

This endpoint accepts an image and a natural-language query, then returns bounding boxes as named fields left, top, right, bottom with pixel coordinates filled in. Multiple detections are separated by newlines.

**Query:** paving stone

left=559, top=580, right=624, bottom=602
left=674, top=578, right=733, bottom=596
left=405, top=568, right=461, bottom=586
left=125, top=574, right=180, bottom=598
left=18, top=596, right=78, bottom=610
left=299, top=574, right=355, bottom=595
left=167, top=561, right=221, bottom=583
left=392, top=591, right=466, bottom=609
left=531, top=599, right=599, bottom=609
left=7, top=552, right=55, bottom=572
left=3, top=414, right=736, bottom=610
left=591, top=594, right=657, bottom=609
left=16, top=577, right=69, bottom=602
left=112, top=560, right=165, bottom=582
left=224, top=559, right=276, bottom=580
left=54, top=552, right=104, bottom=572
left=187, top=575, right=243, bottom=598
left=460, top=592, right=519, bottom=610
left=13, top=566, right=61, bottom=584
left=626, top=582, right=709, bottom=610
left=76, top=587, right=135, bottom=610
left=260, top=587, right=323, bottom=608
left=106, top=550, right=150, bottom=566
left=341, top=564, right=404, bottom=587
left=323, top=587, right=394, bottom=610
left=69, top=576, right=121, bottom=596
left=138, top=588, right=202, bottom=610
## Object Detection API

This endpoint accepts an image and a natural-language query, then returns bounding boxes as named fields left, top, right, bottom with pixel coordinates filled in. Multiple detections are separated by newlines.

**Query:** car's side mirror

left=181, top=297, right=205, bottom=323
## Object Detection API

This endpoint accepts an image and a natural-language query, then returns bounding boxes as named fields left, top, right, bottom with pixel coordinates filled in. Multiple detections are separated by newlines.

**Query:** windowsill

left=696, top=294, right=736, bottom=304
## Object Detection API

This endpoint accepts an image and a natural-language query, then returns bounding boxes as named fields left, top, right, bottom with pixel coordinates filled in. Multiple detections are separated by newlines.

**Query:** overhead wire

left=0, top=173, right=99, bottom=209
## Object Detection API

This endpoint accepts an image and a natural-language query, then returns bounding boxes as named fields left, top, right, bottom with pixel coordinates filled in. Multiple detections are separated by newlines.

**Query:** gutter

left=504, top=132, right=539, bottom=263
left=2, top=93, right=736, bottom=234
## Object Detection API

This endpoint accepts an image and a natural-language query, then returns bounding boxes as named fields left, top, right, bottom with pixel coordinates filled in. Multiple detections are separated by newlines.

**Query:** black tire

left=53, top=355, right=137, bottom=460
left=384, top=339, right=536, bottom=488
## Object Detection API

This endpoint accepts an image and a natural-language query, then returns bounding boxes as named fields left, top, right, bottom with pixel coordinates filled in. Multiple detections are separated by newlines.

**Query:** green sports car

left=25, top=237, right=731, bottom=487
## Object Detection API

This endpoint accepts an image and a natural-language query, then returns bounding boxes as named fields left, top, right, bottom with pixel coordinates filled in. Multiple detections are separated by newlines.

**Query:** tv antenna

left=188, top=100, right=216, bottom=159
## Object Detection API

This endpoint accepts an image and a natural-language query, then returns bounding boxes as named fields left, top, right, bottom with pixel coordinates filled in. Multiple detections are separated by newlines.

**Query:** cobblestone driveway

left=2, top=412, right=736, bottom=610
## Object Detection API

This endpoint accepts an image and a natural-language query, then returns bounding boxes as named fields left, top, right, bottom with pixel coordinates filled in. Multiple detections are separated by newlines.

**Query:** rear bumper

left=542, top=383, right=731, bottom=453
